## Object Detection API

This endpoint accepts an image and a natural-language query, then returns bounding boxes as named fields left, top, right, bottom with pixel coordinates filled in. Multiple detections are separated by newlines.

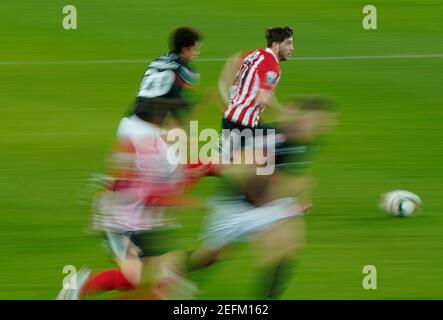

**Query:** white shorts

left=201, top=197, right=303, bottom=248
left=93, top=190, right=169, bottom=233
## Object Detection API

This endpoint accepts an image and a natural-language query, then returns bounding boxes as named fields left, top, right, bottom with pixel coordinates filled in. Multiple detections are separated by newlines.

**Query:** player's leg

left=187, top=246, right=225, bottom=271
left=184, top=196, right=253, bottom=298
left=252, top=216, right=305, bottom=300
left=200, top=197, right=304, bottom=299
left=190, top=195, right=256, bottom=271
left=113, top=252, right=198, bottom=300
left=79, top=232, right=142, bottom=299
left=183, top=243, right=228, bottom=300
left=110, top=227, right=198, bottom=300
left=142, top=250, right=199, bottom=299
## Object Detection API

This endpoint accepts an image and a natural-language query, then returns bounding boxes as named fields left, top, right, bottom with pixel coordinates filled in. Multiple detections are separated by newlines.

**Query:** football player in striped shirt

left=219, top=26, right=294, bottom=159
left=189, top=96, right=338, bottom=299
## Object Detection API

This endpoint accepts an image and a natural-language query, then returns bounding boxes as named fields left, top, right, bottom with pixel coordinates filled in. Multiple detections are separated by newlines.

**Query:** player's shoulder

left=149, top=51, right=183, bottom=70
left=240, top=49, right=263, bottom=64
left=257, top=48, right=279, bottom=68
left=242, top=49, right=257, bottom=59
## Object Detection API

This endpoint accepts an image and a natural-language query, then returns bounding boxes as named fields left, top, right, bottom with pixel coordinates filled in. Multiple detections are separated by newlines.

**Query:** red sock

left=80, top=269, right=135, bottom=297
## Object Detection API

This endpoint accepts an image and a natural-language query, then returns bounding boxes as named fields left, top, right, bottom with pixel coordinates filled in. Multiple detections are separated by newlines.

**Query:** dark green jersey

left=132, top=51, right=199, bottom=123
left=137, top=51, right=199, bottom=99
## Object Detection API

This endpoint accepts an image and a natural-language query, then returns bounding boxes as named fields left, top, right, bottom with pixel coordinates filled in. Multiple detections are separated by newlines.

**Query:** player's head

left=170, top=27, right=201, bottom=62
left=265, top=26, right=294, bottom=61
left=282, top=96, right=338, bottom=142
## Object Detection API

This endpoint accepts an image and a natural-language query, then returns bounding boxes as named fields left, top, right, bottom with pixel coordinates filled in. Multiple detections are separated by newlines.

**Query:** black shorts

left=221, top=118, right=275, bottom=133
left=103, top=227, right=178, bottom=260
left=220, top=118, right=275, bottom=155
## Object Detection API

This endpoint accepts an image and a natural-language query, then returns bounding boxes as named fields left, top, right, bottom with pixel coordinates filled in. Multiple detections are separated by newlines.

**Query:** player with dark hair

left=218, top=26, right=294, bottom=159
left=57, top=27, right=206, bottom=300
left=133, top=26, right=201, bottom=126
left=221, top=26, right=293, bottom=124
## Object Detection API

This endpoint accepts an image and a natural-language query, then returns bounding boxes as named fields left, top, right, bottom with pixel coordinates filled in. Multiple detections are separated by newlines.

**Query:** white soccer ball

left=379, top=190, right=422, bottom=217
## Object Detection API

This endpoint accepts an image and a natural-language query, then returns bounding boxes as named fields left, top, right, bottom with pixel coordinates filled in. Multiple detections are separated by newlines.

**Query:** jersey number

left=138, top=69, right=175, bottom=98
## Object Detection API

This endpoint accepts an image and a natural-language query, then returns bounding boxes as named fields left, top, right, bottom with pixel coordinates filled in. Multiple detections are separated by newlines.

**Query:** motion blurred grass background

left=1, top=0, right=442, bottom=299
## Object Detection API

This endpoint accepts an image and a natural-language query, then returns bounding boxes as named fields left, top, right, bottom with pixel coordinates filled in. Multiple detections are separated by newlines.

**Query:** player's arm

left=267, top=92, right=286, bottom=110
left=177, top=64, right=200, bottom=88
left=256, top=57, right=291, bottom=113
left=256, top=88, right=273, bottom=106
left=166, top=64, right=201, bottom=128
left=277, top=174, right=315, bottom=201
left=217, top=51, right=243, bottom=106
left=256, top=89, right=286, bottom=112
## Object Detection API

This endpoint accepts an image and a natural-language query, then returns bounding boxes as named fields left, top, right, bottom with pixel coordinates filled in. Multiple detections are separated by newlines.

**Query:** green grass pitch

left=1, top=0, right=442, bottom=299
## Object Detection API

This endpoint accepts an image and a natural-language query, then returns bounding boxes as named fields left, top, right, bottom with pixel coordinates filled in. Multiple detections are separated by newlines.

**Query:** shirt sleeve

left=177, top=64, right=200, bottom=87
left=257, top=58, right=280, bottom=91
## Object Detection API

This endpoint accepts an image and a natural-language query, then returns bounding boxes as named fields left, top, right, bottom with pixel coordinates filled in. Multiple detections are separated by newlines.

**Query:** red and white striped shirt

left=223, top=48, right=281, bottom=128
left=94, top=115, right=184, bottom=232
